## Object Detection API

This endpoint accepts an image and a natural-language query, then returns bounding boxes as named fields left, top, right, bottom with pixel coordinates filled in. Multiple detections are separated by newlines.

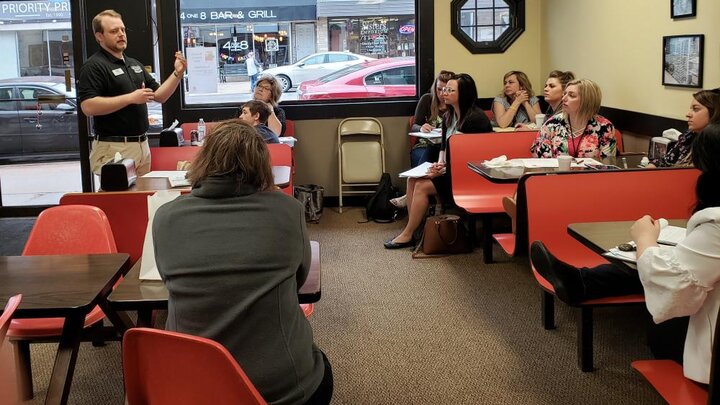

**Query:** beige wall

left=542, top=0, right=720, bottom=121
left=294, top=117, right=411, bottom=196
left=296, top=1, right=719, bottom=195
left=434, top=0, right=544, bottom=98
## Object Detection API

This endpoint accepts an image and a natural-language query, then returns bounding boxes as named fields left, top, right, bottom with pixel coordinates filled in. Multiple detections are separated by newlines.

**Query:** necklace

left=571, top=127, right=585, bottom=137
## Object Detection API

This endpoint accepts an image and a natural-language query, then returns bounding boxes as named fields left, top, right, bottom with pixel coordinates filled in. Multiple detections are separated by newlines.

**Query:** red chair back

left=123, top=328, right=267, bottom=405
left=615, top=128, right=624, bottom=154
left=60, top=193, right=156, bottom=265
left=22, top=205, right=117, bottom=256
left=285, top=119, right=295, bottom=137
left=180, top=122, right=220, bottom=143
left=524, top=168, right=700, bottom=267
left=449, top=132, right=537, bottom=213
left=150, top=147, right=202, bottom=171
left=0, top=294, right=22, bottom=404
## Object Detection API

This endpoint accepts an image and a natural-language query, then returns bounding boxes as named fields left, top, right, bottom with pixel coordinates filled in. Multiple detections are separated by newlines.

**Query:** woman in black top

left=384, top=73, right=493, bottom=249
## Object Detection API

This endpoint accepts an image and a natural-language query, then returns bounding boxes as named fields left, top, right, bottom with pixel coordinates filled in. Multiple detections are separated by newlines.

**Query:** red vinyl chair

left=8, top=205, right=118, bottom=399
left=123, top=328, right=267, bottom=405
left=1, top=294, right=22, bottom=405
left=300, top=304, right=314, bottom=318
left=631, top=305, right=720, bottom=405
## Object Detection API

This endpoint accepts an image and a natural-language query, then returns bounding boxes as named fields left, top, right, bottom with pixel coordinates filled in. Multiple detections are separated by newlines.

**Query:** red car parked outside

left=297, top=57, right=416, bottom=100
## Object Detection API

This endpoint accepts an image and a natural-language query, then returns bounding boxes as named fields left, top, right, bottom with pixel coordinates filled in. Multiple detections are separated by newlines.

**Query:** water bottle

left=197, top=118, right=206, bottom=144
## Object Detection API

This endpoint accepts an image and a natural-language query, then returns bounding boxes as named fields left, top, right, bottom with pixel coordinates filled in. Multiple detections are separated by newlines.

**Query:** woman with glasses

left=531, top=78, right=616, bottom=159
left=531, top=123, right=720, bottom=385
left=493, top=70, right=542, bottom=128
left=410, top=70, right=455, bottom=167
left=392, top=70, right=455, bottom=208
left=385, top=73, right=492, bottom=249
left=252, top=74, right=286, bottom=136
left=646, top=89, right=720, bottom=168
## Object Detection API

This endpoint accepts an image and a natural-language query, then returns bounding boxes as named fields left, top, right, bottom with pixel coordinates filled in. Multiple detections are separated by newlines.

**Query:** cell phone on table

left=584, top=164, right=620, bottom=170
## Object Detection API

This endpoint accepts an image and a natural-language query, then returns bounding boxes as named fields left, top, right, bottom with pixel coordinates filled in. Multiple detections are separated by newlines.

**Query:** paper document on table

left=168, top=176, right=191, bottom=188
left=510, top=158, right=603, bottom=168
left=603, top=248, right=637, bottom=263
left=493, top=126, right=516, bottom=133
left=142, top=171, right=188, bottom=178
left=408, top=130, right=442, bottom=139
left=399, top=162, right=437, bottom=178
left=658, top=226, right=686, bottom=246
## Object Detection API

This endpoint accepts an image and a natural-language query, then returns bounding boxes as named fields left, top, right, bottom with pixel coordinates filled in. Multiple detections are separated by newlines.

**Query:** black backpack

left=363, top=173, right=399, bottom=223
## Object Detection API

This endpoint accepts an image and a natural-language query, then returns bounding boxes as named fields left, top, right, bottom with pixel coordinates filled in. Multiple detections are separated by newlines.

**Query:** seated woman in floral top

left=647, top=88, right=720, bottom=168
left=531, top=79, right=616, bottom=159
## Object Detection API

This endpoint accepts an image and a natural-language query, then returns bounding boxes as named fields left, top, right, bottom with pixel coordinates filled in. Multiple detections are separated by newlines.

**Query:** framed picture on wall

left=671, top=0, right=696, bottom=19
left=662, top=34, right=704, bottom=88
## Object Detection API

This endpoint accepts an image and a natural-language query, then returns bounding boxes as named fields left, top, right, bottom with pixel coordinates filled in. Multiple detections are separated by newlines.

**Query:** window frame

left=450, top=0, right=525, bottom=54
left=156, top=0, right=434, bottom=122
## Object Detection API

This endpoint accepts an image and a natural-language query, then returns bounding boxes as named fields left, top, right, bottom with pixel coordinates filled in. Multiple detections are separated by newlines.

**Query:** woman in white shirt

left=531, top=123, right=720, bottom=384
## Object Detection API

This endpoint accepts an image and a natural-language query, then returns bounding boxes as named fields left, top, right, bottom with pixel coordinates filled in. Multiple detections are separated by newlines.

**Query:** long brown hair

left=187, top=120, right=274, bottom=191
left=429, top=70, right=455, bottom=124
left=693, top=88, right=720, bottom=125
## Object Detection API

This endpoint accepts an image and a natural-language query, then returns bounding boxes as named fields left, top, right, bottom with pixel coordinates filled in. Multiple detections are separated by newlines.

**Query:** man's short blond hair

left=92, top=9, right=122, bottom=34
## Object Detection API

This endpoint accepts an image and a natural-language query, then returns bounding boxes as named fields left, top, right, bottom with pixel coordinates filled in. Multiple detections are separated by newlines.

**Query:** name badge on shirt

left=130, top=65, right=143, bottom=74
left=112, top=68, right=125, bottom=76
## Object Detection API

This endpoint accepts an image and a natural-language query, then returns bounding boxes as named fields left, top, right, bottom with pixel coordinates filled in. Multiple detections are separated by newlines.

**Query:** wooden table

left=130, top=165, right=292, bottom=191
left=468, top=155, right=647, bottom=183
left=107, top=241, right=322, bottom=330
left=567, top=219, right=688, bottom=262
left=0, top=254, right=130, bottom=405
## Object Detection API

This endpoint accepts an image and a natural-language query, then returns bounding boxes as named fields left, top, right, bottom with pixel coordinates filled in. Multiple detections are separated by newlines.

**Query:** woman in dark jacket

left=384, top=73, right=492, bottom=249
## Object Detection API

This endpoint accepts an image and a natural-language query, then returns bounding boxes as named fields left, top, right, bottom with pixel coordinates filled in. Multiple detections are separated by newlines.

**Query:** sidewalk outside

left=0, top=161, right=83, bottom=206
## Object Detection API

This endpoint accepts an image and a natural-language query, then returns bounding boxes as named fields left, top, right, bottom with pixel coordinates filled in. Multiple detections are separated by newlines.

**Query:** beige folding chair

left=337, top=117, right=385, bottom=213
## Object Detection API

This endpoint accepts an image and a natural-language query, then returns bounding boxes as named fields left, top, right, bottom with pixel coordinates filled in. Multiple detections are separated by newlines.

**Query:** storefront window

left=178, top=0, right=416, bottom=105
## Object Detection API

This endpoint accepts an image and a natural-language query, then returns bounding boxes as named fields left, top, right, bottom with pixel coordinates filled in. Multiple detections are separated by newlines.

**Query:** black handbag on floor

left=295, top=184, right=324, bottom=223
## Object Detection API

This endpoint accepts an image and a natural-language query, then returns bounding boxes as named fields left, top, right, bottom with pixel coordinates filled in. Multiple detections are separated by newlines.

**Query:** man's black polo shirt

left=78, top=48, right=160, bottom=137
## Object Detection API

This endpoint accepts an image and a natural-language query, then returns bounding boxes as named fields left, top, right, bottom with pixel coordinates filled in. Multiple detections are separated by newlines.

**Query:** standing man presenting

left=78, top=9, right=187, bottom=176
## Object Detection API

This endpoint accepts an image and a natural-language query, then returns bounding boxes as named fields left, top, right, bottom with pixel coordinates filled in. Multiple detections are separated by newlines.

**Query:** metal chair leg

left=542, top=291, right=556, bottom=330
left=578, top=306, right=594, bottom=372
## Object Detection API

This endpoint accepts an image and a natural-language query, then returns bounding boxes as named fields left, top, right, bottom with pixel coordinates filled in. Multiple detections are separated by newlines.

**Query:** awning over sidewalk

left=317, top=0, right=415, bottom=17
left=179, top=0, right=316, bottom=24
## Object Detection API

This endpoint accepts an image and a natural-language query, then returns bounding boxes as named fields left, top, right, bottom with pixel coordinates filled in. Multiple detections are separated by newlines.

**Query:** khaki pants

left=90, top=139, right=151, bottom=176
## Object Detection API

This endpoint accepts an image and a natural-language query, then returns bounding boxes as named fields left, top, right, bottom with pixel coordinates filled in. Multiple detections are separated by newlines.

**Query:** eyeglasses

left=441, top=87, right=457, bottom=94
left=256, top=85, right=272, bottom=92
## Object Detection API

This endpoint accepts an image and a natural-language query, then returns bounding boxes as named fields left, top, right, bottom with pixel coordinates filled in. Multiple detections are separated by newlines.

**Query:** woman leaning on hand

left=492, top=70, right=542, bottom=128
left=152, top=120, right=332, bottom=404
left=531, top=78, right=616, bottom=159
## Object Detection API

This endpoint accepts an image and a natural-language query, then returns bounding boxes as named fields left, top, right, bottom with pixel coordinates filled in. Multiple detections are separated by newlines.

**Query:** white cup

left=557, top=155, right=572, bottom=171
left=535, top=114, right=546, bottom=127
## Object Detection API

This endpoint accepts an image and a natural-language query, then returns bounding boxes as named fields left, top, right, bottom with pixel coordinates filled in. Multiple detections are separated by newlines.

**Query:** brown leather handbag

left=413, top=214, right=472, bottom=258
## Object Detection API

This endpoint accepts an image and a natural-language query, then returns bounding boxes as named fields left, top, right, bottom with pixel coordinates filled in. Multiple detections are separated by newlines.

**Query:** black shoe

left=530, top=241, right=584, bottom=305
left=384, top=237, right=415, bottom=249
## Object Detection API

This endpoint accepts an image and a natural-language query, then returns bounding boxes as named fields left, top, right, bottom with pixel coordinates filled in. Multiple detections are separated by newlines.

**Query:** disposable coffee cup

left=535, top=114, right=546, bottom=127
left=557, top=155, right=572, bottom=171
